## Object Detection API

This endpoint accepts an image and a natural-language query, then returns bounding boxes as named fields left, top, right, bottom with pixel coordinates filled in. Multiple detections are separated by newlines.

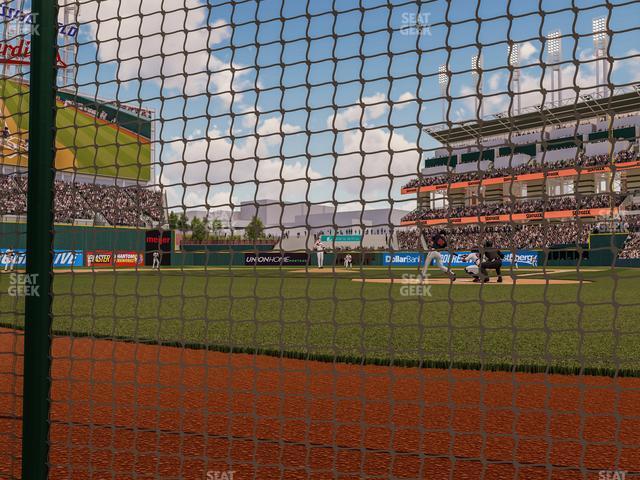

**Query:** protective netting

left=0, top=1, right=29, bottom=477
left=1, top=0, right=640, bottom=478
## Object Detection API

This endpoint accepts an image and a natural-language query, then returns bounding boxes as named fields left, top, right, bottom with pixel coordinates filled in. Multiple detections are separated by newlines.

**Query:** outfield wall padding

left=1, top=224, right=636, bottom=268
left=0, top=222, right=145, bottom=252
left=179, top=244, right=275, bottom=252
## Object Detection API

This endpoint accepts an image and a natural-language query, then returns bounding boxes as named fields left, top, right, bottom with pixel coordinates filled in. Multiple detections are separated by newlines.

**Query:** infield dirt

left=1, top=328, right=638, bottom=479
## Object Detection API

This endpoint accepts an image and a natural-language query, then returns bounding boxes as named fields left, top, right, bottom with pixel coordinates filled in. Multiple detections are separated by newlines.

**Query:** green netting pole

left=21, top=1, right=59, bottom=479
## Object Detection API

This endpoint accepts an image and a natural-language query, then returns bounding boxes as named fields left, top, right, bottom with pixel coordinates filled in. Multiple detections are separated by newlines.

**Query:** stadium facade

left=400, top=92, right=640, bottom=229
left=0, top=7, right=161, bottom=229
left=0, top=78, right=164, bottom=229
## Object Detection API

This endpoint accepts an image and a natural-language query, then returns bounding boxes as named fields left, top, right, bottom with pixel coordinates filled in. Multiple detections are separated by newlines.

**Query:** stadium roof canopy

left=426, top=91, right=640, bottom=145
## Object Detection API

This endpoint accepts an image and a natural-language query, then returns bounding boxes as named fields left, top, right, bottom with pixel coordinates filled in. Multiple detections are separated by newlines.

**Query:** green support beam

left=21, top=1, right=59, bottom=479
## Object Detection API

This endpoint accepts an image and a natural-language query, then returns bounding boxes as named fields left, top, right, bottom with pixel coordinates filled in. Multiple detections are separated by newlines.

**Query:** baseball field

left=0, top=78, right=151, bottom=181
left=1, top=265, right=639, bottom=479
left=1, top=266, right=637, bottom=374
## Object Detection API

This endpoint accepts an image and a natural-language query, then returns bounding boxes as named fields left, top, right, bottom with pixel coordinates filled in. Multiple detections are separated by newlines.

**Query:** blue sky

left=5, top=0, right=640, bottom=214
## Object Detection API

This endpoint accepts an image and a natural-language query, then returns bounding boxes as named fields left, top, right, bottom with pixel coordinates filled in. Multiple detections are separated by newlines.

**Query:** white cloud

left=488, top=72, right=502, bottom=91
left=452, top=47, right=640, bottom=120
left=237, top=113, right=302, bottom=137
left=210, top=19, right=232, bottom=44
left=161, top=127, right=321, bottom=208
left=519, top=41, right=537, bottom=62
left=327, top=93, right=388, bottom=129
left=395, top=92, right=417, bottom=109
left=256, top=117, right=301, bottom=136
left=333, top=128, right=421, bottom=202
left=455, top=84, right=508, bottom=120
left=78, top=0, right=241, bottom=100
left=162, top=123, right=420, bottom=209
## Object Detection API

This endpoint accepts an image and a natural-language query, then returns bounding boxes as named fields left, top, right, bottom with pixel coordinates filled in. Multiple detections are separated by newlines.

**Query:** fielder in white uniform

left=152, top=251, right=161, bottom=270
left=314, top=239, right=325, bottom=268
left=4, top=248, right=16, bottom=272
left=420, top=229, right=456, bottom=282
left=344, top=253, right=352, bottom=269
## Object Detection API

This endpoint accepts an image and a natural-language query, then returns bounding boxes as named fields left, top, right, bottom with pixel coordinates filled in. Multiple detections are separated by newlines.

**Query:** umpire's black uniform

left=480, top=244, right=504, bottom=281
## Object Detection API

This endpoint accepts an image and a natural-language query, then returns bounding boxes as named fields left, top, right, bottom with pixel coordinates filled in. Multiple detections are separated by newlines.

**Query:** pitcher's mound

left=353, top=277, right=589, bottom=285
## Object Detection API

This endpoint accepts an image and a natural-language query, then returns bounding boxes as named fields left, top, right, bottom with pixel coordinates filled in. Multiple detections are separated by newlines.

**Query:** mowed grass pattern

left=2, top=267, right=638, bottom=373
left=0, top=78, right=29, bottom=130
left=56, top=107, right=151, bottom=181
left=0, top=78, right=151, bottom=181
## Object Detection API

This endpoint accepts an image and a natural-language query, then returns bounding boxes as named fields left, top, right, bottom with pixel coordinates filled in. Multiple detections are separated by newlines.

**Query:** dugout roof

left=427, top=91, right=640, bottom=145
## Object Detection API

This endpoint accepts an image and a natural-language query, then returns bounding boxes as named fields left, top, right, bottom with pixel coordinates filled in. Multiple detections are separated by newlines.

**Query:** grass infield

left=1, top=266, right=638, bottom=376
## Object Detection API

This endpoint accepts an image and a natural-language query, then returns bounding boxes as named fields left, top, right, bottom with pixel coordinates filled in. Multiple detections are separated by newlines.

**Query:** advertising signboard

left=244, top=252, right=308, bottom=266
left=0, top=249, right=83, bottom=268
left=145, top=230, right=172, bottom=266
left=86, top=250, right=143, bottom=268
left=383, top=250, right=540, bottom=267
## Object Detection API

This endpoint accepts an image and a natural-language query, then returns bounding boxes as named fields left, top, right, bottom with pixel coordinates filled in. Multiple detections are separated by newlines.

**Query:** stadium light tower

left=60, top=0, right=78, bottom=87
left=592, top=17, right=609, bottom=98
left=547, top=31, right=562, bottom=107
left=509, top=43, right=521, bottom=115
left=471, top=54, right=483, bottom=119
left=438, top=64, right=448, bottom=123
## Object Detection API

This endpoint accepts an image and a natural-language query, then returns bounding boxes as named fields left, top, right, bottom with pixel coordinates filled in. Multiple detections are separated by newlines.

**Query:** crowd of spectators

left=403, top=150, right=638, bottom=190
left=401, top=193, right=622, bottom=223
left=0, top=175, right=164, bottom=226
left=591, top=218, right=640, bottom=233
left=396, top=223, right=593, bottom=250
left=626, top=215, right=640, bottom=232
left=619, top=233, right=640, bottom=259
left=0, top=175, right=27, bottom=216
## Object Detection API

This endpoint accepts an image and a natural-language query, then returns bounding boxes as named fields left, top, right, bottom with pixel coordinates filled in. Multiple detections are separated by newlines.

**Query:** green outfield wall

left=0, top=222, right=145, bottom=251
left=1, top=224, right=639, bottom=268
left=179, top=244, right=275, bottom=252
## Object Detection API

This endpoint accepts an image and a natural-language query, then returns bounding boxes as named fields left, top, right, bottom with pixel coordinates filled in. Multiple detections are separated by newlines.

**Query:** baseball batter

left=420, top=228, right=456, bottom=282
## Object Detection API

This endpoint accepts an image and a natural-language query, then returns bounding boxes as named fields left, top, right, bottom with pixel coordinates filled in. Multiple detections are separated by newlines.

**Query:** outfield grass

left=56, top=106, right=151, bottom=181
left=0, top=78, right=29, bottom=131
left=1, top=267, right=639, bottom=374
left=0, top=78, right=151, bottom=181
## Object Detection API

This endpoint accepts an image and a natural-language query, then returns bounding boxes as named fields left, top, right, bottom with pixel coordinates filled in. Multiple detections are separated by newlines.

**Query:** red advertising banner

left=85, top=250, right=113, bottom=267
left=0, top=40, right=68, bottom=67
left=401, top=161, right=640, bottom=195
left=86, top=251, right=143, bottom=268
left=400, top=207, right=617, bottom=226
left=114, top=251, right=144, bottom=267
